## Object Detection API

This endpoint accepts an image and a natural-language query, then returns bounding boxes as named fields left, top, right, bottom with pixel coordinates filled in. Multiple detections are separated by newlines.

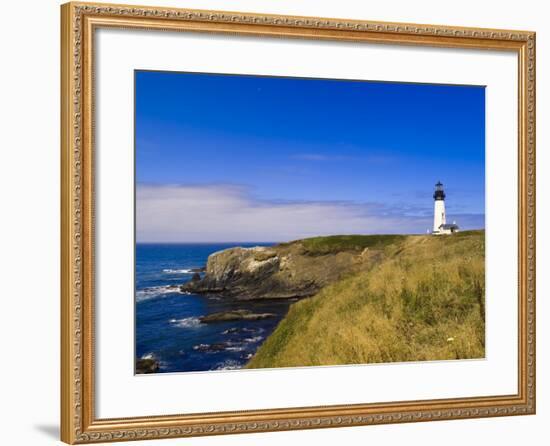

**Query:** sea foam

left=136, top=285, right=181, bottom=302
left=244, top=336, right=264, bottom=344
left=162, top=268, right=194, bottom=274
left=215, top=359, right=242, bottom=371
left=170, top=317, right=202, bottom=328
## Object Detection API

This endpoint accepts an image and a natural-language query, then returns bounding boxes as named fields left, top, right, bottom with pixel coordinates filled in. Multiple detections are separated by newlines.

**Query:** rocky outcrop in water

left=136, top=358, right=159, bottom=374
left=199, top=309, right=276, bottom=323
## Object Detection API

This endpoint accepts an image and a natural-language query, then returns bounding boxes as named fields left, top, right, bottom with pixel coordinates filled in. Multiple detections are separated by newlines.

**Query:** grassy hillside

left=247, top=230, right=485, bottom=368
left=292, top=234, right=407, bottom=256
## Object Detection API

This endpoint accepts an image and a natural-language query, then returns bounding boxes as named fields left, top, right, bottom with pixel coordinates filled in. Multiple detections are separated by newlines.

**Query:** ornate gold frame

left=60, top=2, right=536, bottom=444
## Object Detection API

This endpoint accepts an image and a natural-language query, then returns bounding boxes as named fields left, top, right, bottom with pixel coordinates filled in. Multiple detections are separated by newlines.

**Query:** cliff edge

left=181, top=235, right=405, bottom=299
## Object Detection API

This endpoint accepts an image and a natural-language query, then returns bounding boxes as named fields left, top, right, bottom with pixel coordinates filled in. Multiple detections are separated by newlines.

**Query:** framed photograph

left=60, top=2, right=536, bottom=443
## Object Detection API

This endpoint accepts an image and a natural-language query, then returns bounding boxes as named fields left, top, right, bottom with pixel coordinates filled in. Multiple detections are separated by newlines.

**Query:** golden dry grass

left=247, top=230, right=485, bottom=368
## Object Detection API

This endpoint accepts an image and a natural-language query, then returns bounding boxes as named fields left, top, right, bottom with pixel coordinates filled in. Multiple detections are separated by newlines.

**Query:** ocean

left=135, top=243, right=293, bottom=373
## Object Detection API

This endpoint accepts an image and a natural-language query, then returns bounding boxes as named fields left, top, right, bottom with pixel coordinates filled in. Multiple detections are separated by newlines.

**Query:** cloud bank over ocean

left=136, top=184, right=484, bottom=243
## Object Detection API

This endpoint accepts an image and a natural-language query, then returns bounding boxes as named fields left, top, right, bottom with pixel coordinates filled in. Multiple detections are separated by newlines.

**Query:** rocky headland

left=247, top=231, right=486, bottom=368
left=180, top=236, right=388, bottom=300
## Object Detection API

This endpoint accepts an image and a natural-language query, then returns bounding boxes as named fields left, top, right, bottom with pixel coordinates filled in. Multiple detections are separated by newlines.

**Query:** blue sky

left=135, top=70, right=485, bottom=242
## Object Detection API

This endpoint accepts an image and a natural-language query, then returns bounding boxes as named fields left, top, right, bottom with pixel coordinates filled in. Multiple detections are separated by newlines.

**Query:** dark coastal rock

left=221, top=326, right=260, bottom=334
left=190, top=272, right=201, bottom=282
left=199, top=309, right=276, bottom=323
left=193, top=343, right=227, bottom=352
left=180, top=244, right=362, bottom=300
left=136, top=358, right=159, bottom=374
left=190, top=267, right=206, bottom=273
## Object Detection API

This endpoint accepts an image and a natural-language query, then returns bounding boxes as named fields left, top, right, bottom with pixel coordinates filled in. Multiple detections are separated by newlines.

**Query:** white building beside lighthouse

left=432, top=181, right=459, bottom=235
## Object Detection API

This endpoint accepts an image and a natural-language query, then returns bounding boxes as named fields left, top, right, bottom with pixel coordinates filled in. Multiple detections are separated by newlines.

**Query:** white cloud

left=136, top=184, right=439, bottom=243
left=290, top=152, right=396, bottom=164
left=290, top=153, right=352, bottom=161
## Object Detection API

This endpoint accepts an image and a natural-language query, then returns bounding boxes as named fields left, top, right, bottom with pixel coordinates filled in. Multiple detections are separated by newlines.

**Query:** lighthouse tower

left=432, top=181, right=459, bottom=235
left=433, top=181, right=446, bottom=233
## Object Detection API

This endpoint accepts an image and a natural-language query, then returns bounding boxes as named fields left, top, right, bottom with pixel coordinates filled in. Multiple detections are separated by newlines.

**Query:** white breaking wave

left=215, top=360, right=242, bottom=371
left=225, top=346, right=245, bottom=352
left=170, top=317, right=202, bottom=328
left=162, top=268, right=194, bottom=274
left=136, top=285, right=181, bottom=302
left=244, top=336, right=264, bottom=344
left=141, top=352, right=155, bottom=360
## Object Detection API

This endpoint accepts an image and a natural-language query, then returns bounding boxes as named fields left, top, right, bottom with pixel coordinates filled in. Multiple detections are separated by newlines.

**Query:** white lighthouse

left=432, top=181, right=459, bottom=235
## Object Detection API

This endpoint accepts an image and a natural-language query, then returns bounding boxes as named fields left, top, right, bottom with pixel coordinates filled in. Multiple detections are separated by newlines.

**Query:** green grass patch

left=297, top=234, right=408, bottom=256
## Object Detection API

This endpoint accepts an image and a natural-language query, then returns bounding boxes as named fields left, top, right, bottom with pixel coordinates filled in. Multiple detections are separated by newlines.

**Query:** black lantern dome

left=433, top=181, right=446, bottom=201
